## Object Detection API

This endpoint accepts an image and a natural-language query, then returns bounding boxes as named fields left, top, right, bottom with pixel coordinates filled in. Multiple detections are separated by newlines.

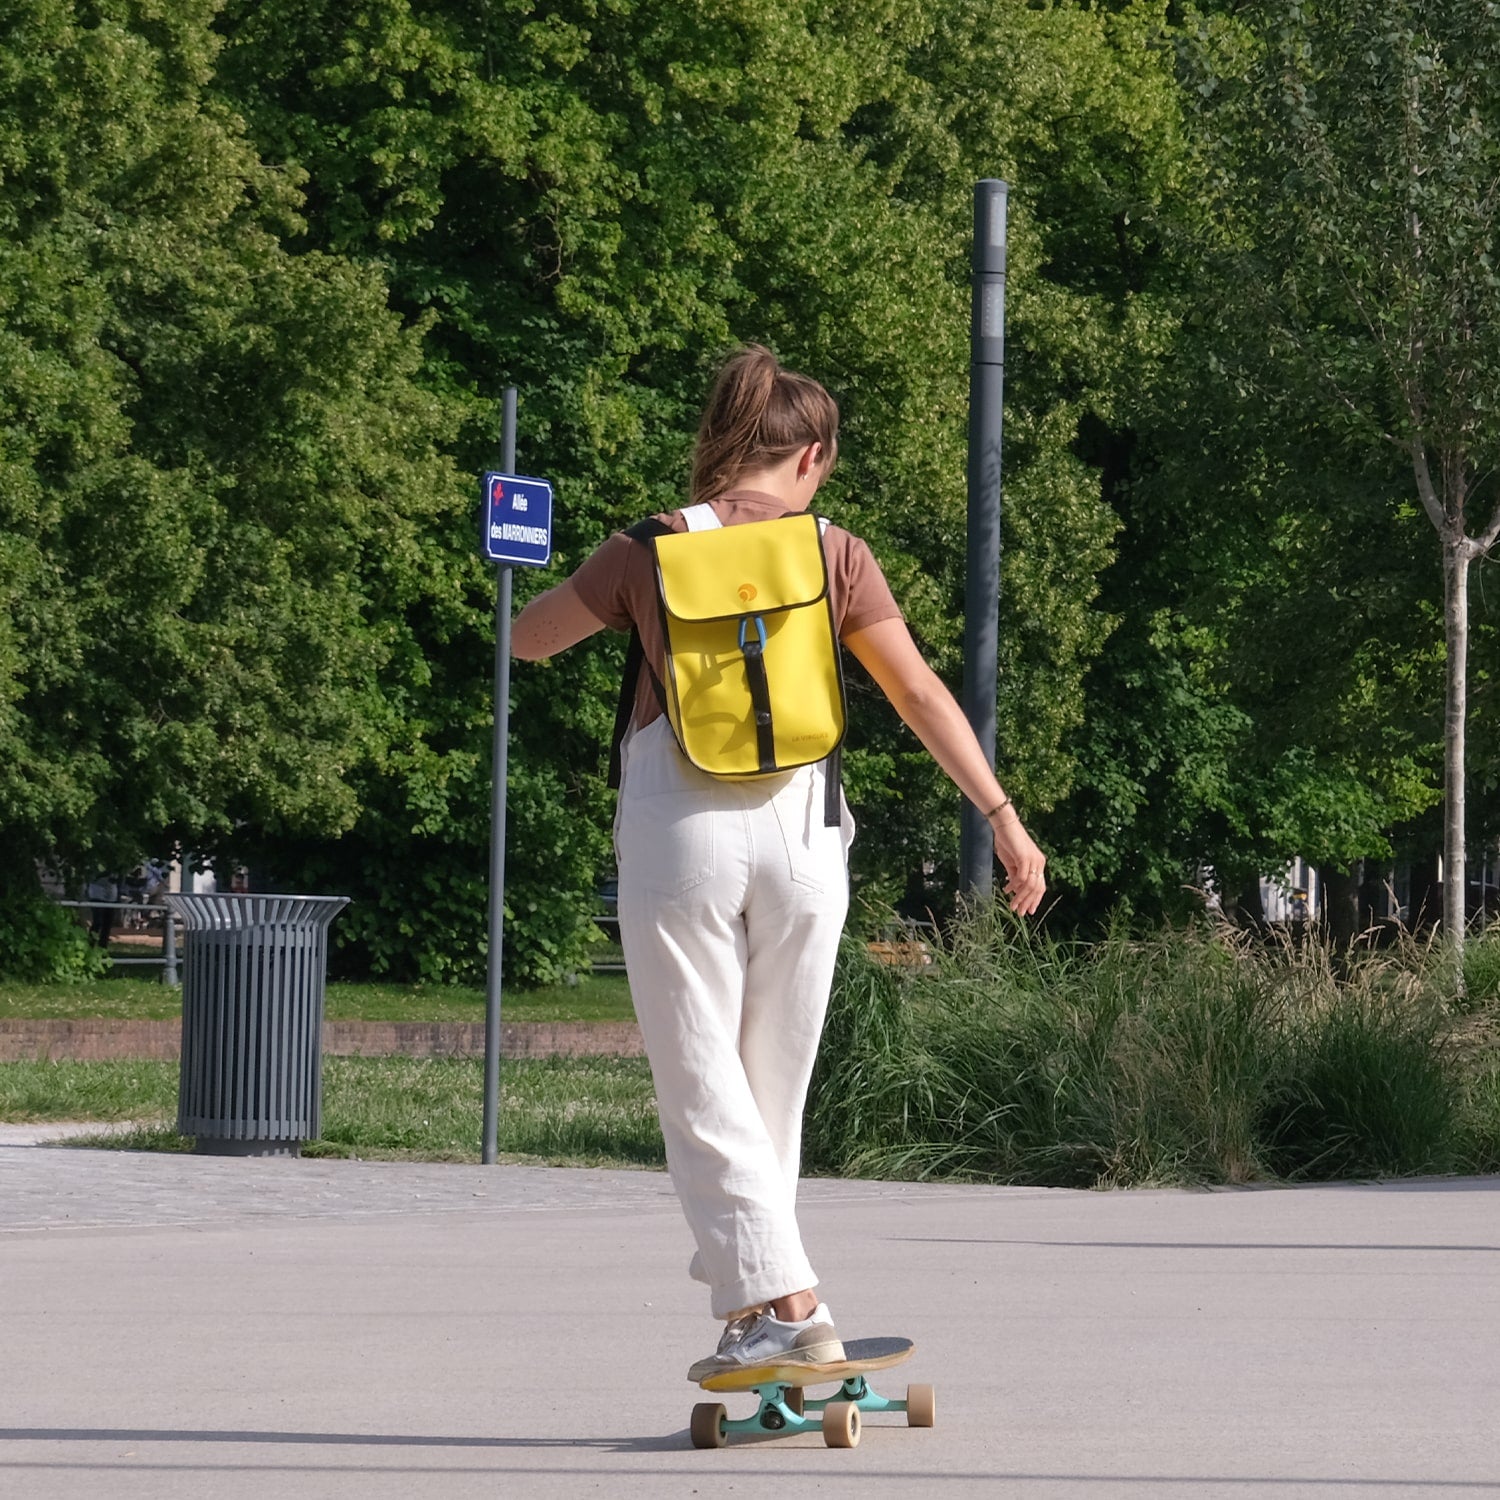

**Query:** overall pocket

left=617, top=794, right=717, bottom=897
left=770, top=766, right=849, bottom=894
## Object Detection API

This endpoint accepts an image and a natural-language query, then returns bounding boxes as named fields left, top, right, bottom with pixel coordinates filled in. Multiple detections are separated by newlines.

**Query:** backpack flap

left=651, top=513, right=846, bottom=778
left=653, top=512, right=829, bottom=619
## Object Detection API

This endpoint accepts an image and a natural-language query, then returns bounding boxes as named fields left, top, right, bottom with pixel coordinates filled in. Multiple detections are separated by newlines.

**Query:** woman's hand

left=990, top=809, right=1046, bottom=917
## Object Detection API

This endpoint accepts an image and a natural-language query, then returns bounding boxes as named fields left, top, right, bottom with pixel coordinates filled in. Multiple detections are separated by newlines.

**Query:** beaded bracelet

left=985, top=795, right=1012, bottom=821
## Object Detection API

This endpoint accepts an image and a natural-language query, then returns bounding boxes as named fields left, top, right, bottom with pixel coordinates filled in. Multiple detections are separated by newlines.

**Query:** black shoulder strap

left=817, top=516, right=843, bottom=828
left=607, top=518, right=672, bottom=789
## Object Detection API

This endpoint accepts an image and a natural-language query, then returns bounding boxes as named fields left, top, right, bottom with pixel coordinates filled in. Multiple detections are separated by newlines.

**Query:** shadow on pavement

left=0, top=1427, right=688, bottom=1455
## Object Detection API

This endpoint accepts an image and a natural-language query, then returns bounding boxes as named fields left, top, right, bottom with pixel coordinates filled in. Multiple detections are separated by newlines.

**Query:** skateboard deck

left=698, top=1336, right=914, bottom=1392
left=690, top=1337, right=933, bottom=1449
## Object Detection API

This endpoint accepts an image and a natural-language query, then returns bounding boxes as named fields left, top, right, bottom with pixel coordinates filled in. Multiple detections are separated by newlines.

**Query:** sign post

left=481, top=388, right=554, bottom=1164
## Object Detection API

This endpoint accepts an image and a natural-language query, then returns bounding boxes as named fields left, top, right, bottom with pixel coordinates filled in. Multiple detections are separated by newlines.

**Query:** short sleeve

left=829, top=530, right=903, bottom=638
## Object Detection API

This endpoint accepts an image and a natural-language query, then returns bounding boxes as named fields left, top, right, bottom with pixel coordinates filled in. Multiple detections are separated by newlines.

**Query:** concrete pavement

left=2, top=1133, right=1497, bottom=1498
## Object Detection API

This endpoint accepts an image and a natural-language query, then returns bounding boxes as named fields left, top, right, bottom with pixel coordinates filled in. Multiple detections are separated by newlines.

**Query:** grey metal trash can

left=163, top=894, right=349, bottom=1157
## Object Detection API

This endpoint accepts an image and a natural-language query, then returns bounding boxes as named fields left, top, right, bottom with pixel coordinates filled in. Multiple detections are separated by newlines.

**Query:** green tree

left=1181, top=1, right=1500, bottom=957
left=914, top=0, right=1227, bottom=922
left=1111, top=377, right=1448, bottom=923
left=212, top=0, right=1195, bottom=950
left=0, top=0, right=473, bottom=972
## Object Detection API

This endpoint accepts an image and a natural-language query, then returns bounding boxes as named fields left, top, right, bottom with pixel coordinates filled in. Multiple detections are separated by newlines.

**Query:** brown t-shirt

left=572, top=489, right=904, bottom=732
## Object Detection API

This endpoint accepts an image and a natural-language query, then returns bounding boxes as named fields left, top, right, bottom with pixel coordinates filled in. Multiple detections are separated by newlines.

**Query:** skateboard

left=690, top=1336, right=934, bottom=1449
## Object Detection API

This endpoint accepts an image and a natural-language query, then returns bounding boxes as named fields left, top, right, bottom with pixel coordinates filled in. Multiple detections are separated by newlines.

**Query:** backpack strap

left=815, top=516, right=842, bottom=830
left=681, top=502, right=721, bottom=532
left=738, top=611, right=776, bottom=773
left=606, top=517, right=672, bottom=790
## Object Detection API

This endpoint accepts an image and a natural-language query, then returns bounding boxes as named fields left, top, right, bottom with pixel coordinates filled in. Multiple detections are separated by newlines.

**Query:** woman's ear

left=797, top=441, right=824, bottom=480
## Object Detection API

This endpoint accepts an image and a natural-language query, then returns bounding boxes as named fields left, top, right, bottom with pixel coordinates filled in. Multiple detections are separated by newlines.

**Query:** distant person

left=513, top=345, right=1046, bottom=1381
left=119, top=866, right=151, bottom=928
left=85, top=875, right=118, bottom=948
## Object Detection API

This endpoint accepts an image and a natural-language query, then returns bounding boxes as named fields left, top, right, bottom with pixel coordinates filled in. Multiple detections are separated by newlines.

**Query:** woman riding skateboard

left=512, top=344, right=1046, bottom=1380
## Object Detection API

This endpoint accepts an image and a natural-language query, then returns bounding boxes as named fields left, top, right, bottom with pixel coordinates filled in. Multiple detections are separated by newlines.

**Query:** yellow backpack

left=608, top=505, right=846, bottom=822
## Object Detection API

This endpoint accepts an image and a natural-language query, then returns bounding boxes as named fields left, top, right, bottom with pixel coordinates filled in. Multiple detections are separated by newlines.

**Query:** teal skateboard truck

left=690, top=1337, right=935, bottom=1449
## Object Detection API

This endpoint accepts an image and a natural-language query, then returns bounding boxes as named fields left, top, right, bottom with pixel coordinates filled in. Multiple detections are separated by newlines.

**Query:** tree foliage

left=207, top=0, right=1175, bottom=961
left=1167, top=0, right=1500, bottom=938
left=0, top=0, right=473, bottom=883
left=11, top=0, right=1487, bottom=978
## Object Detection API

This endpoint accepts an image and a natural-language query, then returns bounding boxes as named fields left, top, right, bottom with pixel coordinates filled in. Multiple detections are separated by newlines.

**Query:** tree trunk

left=1357, top=863, right=1392, bottom=932
left=1408, top=850, right=1442, bottom=932
left=1443, top=530, right=1471, bottom=968
left=1234, top=878, right=1266, bottom=932
left=1321, top=864, right=1361, bottom=950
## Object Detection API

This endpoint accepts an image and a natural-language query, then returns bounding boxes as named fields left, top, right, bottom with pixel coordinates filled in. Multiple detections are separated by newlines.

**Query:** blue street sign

left=481, top=471, right=553, bottom=568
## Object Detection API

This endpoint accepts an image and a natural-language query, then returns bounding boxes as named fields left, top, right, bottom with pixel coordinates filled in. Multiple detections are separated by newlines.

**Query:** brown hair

left=688, top=344, right=839, bottom=506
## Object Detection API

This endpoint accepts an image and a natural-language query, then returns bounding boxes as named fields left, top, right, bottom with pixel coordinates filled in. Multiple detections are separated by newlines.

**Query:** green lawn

left=0, top=1055, right=664, bottom=1168
left=0, top=966, right=643, bottom=1166
left=0, top=971, right=635, bottom=1023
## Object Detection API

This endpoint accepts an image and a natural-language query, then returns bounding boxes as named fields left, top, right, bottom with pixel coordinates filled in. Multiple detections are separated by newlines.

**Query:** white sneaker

left=687, top=1303, right=844, bottom=1381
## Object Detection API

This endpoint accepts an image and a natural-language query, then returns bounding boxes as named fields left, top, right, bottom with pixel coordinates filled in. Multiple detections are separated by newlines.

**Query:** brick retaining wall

left=0, top=1018, right=645, bottom=1063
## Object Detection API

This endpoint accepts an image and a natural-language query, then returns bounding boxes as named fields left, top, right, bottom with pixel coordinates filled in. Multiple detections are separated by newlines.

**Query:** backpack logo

left=737, top=583, right=758, bottom=603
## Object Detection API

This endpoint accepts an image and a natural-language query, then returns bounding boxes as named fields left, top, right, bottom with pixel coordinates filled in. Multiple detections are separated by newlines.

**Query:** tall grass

left=805, top=908, right=1500, bottom=1188
left=7, top=916, right=1498, bottom=1185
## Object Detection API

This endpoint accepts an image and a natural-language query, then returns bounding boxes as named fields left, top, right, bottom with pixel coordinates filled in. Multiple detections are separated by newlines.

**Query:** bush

left=0, top=870, right=108, bottom=984
left=1461, top=929, right=1500, bottom=1009
left=1459, top=1060, right=1500, bottom=1173
left=248, top=755, right=612, bottom=988
left=806, top=906, right=1488, bottom=1188
left=1260, top=995, right=1455, bottom=1180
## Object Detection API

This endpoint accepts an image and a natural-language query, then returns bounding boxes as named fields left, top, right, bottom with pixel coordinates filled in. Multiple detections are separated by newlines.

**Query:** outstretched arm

left=842, top=616, right=1046, bottom=916
left=512, top=577, right=608, bottom=661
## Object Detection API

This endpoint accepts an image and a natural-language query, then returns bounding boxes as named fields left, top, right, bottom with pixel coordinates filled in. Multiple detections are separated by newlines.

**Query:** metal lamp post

left=959, top=179, right=1008, bottom=899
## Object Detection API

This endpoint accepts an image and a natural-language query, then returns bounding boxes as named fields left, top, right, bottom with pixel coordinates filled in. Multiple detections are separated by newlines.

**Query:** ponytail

left=689, top=345, right=839, bottom=506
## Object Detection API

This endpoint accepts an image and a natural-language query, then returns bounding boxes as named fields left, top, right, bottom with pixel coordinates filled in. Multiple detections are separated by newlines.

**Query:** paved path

left=2, top=1136, right=1497, bottom=1498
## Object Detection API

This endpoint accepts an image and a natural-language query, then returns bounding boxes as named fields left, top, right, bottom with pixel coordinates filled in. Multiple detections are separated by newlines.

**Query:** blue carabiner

left=738, top=615, right=768, bottom=655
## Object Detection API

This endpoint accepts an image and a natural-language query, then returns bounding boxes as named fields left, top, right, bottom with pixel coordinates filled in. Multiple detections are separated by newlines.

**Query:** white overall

left=613, top=508, right=854, bottom=1318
